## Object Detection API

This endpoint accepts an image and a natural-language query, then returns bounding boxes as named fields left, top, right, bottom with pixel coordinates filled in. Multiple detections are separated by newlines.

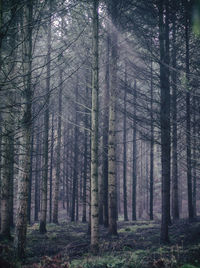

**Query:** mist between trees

left=0, top=0, right=200, bottom=262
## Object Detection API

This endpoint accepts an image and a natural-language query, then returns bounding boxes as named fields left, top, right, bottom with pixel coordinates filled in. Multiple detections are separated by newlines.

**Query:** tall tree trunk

left=0, top=114, right=2, bottom=225
left=102, top=31, right=110, bottom=228
left=98, top=135, right=104, bottom=224
left=71, top=77, right=79, bottom=222
left=192, top=97, right=197, bottom=217
left=172, top=14, right=179, bottom=221
left=40, top=0, right=52, bottom=233
left=82, top=84, right=89, bottom=223
left=1, top=0, right=17, bottom=236
left=34, top=126, right=40, bottom=222
left=149, top=56, right=154, bottom=220
left=159, top=0, right=171, bottom=243
left=14, top=0, right=33, bottom=257
left=108, top=22, right=118, bottom=236
left=27, top=115, right=34, bottom=224
left=1, top=116, right=12, bottom=238
left=65, top=124, right=70, bottom=216
left=90, top=0, right=99, bottom=251
left=185, top=0, right=194, bottom=220
left=76, top=161, right=79, bottom=222
left=53, top=69, right=63, bottom=224
left=132, top=81, right=137, bottom=221
left=123, top=62, right=128, bottom=221
left=49, top=112, right=54, bottom=222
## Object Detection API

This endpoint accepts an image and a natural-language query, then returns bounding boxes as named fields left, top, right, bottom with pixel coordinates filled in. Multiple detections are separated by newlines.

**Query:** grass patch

left=181, top=265, right=200, bottom=268
left=69, top=250, right=148, bottom=268
left=118, top=223, right=158, bottom=233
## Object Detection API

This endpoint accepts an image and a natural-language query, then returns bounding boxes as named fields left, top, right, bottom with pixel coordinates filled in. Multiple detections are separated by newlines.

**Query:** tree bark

left=108, top=22, right=118, bottom=236
left=49, top=112, right=54, bottom=222
left=159, top=0, right=171, bottom=243
left=27, top=114, right=34, bottom=224
left=171, top=13, right=179, bottom=221
left=149, top=56, right=154, bottom=221
left=40, top=0, right=52, bottom=233
left=132, top=81, right=137, bottom=221
left=102, top=31, right=110, bottom=228
left=192, top=97, right=197, bottom=217
left=82, top=82, right=89, bottom=223
left=90, top=0, right=99, bottom=251
left=14, top=0, right=33, bottom=257
left=53, top=68, right=63, bottom=224
left=185, top=0, right=194, bottom=220
left=34, top=125, right=40, bottom=222
left=123, top=62, right=128, bottom=221
left=71, top=77, right=79, bottom=222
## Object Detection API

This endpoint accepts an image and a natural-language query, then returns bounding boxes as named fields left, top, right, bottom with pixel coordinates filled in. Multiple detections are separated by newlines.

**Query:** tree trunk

left=40, top=0, right=52, bottom=234
left=192, top=97, right=197, bottom=217
left=123, top=62, right=128, bottom=221
left=49, top=112, right=54, bottom=222
left=132, top=81, right=137, bottom=221
left=53, top=68, right=63, bottom=224
left=71, top=77, right=79, bottom=222
left=172, top=14, right=179, bottom=221
left=1, top=116, right=12, bottom=238
left=98, top=135, right=104, bottom=225
left=159, top=0, right=171, bottom=243
left=65, top=124, right=70, bottom=216
left=14, top=0, right=33, bottom=257
left=149, top=56, right=154, bottom=221
left=108, top=22, right=118, bottom=236
left=102, top=31, right=110, bottom=228
left=1, top=0, right=17, bottom=236
left=27, top=115, right=34, bottom=224
left=82, top=83, right=89, bottom=222
left=34, top=126, right=40, bottom=222
left=0, top=114, right=2, bottom=225
left=185, top=0, right=193, bottom=220
left=90, top=0, right=99, bottom=251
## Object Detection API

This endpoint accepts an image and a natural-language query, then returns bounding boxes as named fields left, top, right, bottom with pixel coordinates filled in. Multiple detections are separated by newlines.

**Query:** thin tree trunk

left=14, top=0, right=33, bottom=257
left=123, top=62, right=128, bottom=221
left=82, top=85, right=89, bottom=222
left=0, top=114, right=2, bottom=225
left=98, top=135, right=104, bottom=224
left=49, top=112, right=54, bottom=222
left=76, top=158, right=79, bottom=222
left=132, top=81, right=137, bottom=221
left=192, top=97, right=197, bottom=217
left=53, top=68, right=63, bottom=224
left=90, top=0, right=99, bottom=251
left=71, top=78, right=79, bottom=222
left=34, top=126, right=40, bottom=222
left=108, top=22, right=118, bottom=236
left=150, top=56, right=154, bottom=220
left=185, top=0, right=194, bottom=220
left=102, top=31, right=110, bottom=228
left=65, top=124, right=70, bottom=216
left=27, top=115, right=34, bottom=224
left=159, top=0, right=171, bottom=243
left=1, top=118, right=12, bottom=238
left=172, top=14, right=179, bottom=221
left=40, top=0, right=52, bottom=233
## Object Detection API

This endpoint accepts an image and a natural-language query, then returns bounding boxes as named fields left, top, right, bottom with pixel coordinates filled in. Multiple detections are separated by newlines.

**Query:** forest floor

left=1, top=218, right=200, bottom=268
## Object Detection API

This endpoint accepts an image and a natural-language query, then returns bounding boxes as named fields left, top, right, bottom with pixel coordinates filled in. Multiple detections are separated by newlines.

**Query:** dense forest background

left=0, top=0, right=200, bottom=267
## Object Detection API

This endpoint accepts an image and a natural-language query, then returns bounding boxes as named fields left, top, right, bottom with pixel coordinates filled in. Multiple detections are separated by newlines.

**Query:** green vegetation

left=69, top=251, right=147, bottom=268
left=0, top=220, right=200, bottom=267
left=181, top=265, right=200, bottom=268
left=118, top=223, right=158, bottom=233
